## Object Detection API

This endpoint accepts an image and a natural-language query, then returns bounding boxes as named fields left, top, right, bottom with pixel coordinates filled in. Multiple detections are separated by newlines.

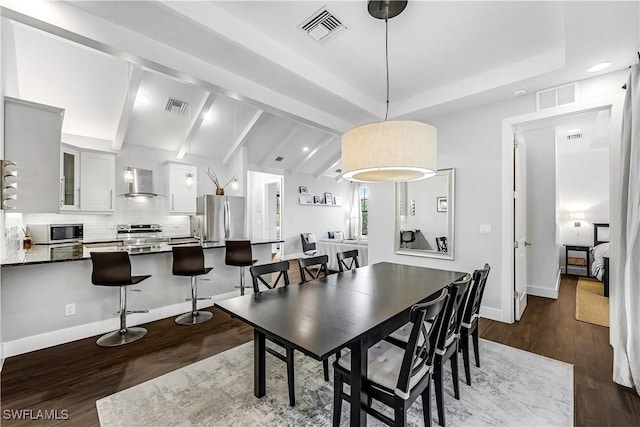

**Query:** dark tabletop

left=215, top=262, right=467, bottom=360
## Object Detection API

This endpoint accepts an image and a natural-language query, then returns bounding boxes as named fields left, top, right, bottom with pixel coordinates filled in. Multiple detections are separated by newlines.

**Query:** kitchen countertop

left=1, top=239, right=283, bottom=267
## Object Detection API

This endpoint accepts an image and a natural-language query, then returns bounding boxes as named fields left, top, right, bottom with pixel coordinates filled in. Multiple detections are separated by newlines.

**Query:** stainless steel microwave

left=27, top=224, right=84, bottom=244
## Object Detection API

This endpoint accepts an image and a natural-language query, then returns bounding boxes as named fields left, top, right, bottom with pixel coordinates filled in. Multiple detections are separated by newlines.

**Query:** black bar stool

left=172, top=245, right=213, bottom=325
left=225, top=240, right=257, bottom=295
left=90, top=252, right=150, bottom=347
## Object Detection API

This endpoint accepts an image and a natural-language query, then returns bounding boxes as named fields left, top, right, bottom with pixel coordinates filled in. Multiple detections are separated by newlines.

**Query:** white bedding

left=591, top=242, right=610, bottom=280
left=317, top=240, right=369, bottom=271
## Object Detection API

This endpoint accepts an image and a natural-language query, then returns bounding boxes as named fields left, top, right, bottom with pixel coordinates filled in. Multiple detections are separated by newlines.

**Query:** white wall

left=281, top=171, right=351, bottom=257
left=522, top=126, right=560, bottom=297
left=369, top=70, right=627, bottom=321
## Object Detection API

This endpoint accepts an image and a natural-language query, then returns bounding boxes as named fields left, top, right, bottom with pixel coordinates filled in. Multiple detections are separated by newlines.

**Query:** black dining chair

left=385, top=274, right=472, bottom=427
left=337, top=249, right=360, bottom=272
left=300, top=233, right=317, bottom=256
left=332, top=288, right=449, bottom=427
left=297, top=254, right=329, bottom=282
left=249, top=261, right=297, bottom=406
left=460, top=263, right=491, bottom=385
left=436, top=236, right=448, bottom=253
left=297, top=254, right=332, bottom=380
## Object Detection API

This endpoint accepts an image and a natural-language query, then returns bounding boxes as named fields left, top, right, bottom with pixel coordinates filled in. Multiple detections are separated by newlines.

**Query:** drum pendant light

left=342, top=0, right=437, bottom=182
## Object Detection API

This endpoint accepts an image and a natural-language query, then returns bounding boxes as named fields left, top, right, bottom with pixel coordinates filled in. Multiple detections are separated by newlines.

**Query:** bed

left=592, top=223, right=610, bottom=297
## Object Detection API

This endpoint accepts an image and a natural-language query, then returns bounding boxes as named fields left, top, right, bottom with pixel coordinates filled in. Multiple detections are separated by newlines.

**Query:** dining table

left=215, top=261, right=467, bottom=426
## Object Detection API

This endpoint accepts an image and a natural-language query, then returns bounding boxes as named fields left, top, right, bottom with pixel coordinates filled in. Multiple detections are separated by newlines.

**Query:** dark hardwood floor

left=480, top=274, right=640, bottom=427
left=2, top=273, right=638, bottom=426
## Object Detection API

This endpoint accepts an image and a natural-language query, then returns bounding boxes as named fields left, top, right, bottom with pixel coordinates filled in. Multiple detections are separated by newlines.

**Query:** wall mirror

left=395, top=168, right=455, bottom=260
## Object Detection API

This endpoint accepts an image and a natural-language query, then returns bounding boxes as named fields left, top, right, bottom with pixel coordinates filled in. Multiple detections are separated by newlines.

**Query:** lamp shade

left=341, top=120, right=437, bottom=182
left=570, top=211, right=586, bottom=220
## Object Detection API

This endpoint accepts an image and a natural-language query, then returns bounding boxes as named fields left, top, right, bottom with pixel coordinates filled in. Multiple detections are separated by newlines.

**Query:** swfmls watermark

left=3, top=409, right=69, bottom=421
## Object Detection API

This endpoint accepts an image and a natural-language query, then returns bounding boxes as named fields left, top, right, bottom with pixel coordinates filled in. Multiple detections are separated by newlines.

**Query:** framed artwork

left=299, top=186, right=308, bottom=194
left=437, top=196, right=448, bottom=212
left=313, top=195, right=321, bottom=204
left=334, top=196, right=342, bottom=205
left=324, top=192, right=333, bottom=204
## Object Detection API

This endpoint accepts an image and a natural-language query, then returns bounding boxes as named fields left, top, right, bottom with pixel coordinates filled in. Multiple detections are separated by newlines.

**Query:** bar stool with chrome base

left=225, top=240, right=257, bottom=295
left=172, top=245, right=213, bottom=325
left=90, top=252, right=151, bottom=347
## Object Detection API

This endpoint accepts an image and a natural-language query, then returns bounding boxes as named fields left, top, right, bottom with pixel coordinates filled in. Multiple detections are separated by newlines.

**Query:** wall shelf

left=298, top=194, right=342, bottom=207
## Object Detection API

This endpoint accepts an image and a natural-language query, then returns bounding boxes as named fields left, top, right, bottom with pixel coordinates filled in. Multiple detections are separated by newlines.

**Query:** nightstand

left=565, top=245, right=591, bottom=277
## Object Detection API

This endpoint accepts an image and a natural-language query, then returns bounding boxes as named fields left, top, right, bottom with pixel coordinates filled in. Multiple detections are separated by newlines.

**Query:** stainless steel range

left=117, top=224, right=168, bottom=251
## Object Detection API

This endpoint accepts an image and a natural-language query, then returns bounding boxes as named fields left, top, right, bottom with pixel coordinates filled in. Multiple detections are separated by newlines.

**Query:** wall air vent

left=275, top=156, right=284, bottom=162
left=164, top=98, right=188, bottom=115
left=536, top=82, right=578, bottom=111
left=298, top=7, right=346, bottom=42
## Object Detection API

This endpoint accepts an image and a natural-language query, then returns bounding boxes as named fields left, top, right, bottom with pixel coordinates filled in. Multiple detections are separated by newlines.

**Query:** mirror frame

left=394, top=168, right=455, bottom=260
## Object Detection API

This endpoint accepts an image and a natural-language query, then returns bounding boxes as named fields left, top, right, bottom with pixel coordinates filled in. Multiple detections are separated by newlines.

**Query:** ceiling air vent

left=298, top=7, right=346, bottom=42
left=335, top=168, right=342, bottom=173
left=164, top=98, right=188, bottom=115
left=536, top=82, right=578, bottom=111
left=275, top=156, right=284, bottom=162
left=567, top=132, right=583, bottom=140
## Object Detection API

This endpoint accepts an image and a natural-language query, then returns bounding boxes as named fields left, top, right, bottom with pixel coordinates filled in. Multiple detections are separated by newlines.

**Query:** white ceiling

left=2, top=1, right=638, bottom=179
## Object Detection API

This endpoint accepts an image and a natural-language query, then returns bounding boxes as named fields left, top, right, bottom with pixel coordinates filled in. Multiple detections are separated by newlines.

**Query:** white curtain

left=611, top=63, right=640, bottom=393
left=349, top=182, right=361, bottom=239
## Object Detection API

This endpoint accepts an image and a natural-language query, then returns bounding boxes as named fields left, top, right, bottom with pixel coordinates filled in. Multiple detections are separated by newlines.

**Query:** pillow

left=334, top=231, right=344, bottom=240
left=592, top=242, right=610, bottom=260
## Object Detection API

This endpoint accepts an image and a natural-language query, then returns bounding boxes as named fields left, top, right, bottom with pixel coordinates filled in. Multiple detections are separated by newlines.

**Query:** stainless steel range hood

left=119, top=168, right=160, bottom=197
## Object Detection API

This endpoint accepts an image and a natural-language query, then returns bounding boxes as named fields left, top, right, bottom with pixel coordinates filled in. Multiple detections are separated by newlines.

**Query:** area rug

left=97, top=339, right=573, bottom=427
left=576, top=277, right=610, bottom=327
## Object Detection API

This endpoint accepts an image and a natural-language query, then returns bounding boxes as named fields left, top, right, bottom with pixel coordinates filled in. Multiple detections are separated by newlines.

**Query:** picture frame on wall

left=313, top=195, right=321, bottom=204
left=324, top=192, right=333, bottom=205
left=437, top=196, right=448, bottom=212
left=299, top=186, right=308, bottom=194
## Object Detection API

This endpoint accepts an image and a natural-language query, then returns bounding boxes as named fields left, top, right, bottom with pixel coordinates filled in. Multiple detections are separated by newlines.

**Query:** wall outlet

left=480, top=224, right=492, bottom=235
left=65, top=303, right=76, bottom=317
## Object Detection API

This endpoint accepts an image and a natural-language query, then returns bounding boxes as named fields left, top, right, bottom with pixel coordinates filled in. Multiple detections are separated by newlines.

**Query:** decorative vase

left=215, top=187, right=225, bottom=195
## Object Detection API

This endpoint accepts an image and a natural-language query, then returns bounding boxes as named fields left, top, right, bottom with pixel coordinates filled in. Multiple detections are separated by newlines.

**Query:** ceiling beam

left=259, top=124, right=302, bottom=171
left=315, top=156, right=341, bottom=180
left=223, top=109, right=264, bottom=166
left=176, top=91, right=216, bottom=159
left=113, top=65, right=144, bottom=151
left=291, top=135, right=336, bottom=173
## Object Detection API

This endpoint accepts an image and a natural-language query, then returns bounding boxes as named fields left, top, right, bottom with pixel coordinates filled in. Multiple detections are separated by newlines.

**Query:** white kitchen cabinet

left=4, top=97, right=64, bottom=213
left=60, top=145, right=80, bottom=211
left=163, top=161, right=197, bottom=214
left=80, top=151, right=115, bottom=212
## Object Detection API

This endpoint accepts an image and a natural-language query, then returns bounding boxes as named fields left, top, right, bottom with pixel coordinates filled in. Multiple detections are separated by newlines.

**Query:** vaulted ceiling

left=2, top=1, right=638, bottom=179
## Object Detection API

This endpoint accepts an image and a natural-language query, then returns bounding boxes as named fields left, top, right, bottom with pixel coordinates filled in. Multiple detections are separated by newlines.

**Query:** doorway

left=500, top=95, right=623, bottom=323
left=247, top=171, right=283, bottom=257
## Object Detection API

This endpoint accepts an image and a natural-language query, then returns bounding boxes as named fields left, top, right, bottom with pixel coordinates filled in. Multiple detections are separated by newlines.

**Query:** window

left=359, top=187, right=369, bottom=235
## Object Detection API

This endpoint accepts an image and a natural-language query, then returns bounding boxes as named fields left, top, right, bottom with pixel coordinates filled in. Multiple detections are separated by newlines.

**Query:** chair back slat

left=297, top=255, right=329, bottom=282
left=337, top=249, right=360, bottom=272
left=435, top=236, right=448, bottom=253
left=250, top=261, right=291, bottom=293
left=396, top=289, right=448, bottom=396
left=437, top=274, right=472, bottom=352
left=463, top=263, right=491, bottom=324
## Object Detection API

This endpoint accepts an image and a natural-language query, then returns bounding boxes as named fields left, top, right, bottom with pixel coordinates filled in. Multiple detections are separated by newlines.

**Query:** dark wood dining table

left=215, top=261, right=467, bottom=426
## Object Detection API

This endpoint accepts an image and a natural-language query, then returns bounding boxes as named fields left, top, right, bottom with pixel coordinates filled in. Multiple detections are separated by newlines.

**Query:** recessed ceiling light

left=204, top=112, right=214, bottom=122
left=512, top=88, right=527, bottom=97
left=587, top=62, right=611, bottom=72
left=136, top=94, right=149, bottom=104
left=302, top=146, right=309, bottom=152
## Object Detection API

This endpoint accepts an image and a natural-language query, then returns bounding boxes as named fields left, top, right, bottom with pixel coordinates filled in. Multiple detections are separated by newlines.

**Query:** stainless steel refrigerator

left=191, top=195, right=246, bottom=241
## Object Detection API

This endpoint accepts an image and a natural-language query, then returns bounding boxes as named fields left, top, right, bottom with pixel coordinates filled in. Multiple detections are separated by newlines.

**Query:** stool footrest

left=126, top=309, right=149, bottom=314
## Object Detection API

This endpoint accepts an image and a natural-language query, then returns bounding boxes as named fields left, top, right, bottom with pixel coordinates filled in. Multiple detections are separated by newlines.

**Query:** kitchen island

left=1, top=240, right=281, bottom=357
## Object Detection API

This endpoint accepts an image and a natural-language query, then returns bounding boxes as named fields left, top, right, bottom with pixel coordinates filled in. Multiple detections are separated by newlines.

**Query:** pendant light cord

left=385, top=17, right=390, bottom=121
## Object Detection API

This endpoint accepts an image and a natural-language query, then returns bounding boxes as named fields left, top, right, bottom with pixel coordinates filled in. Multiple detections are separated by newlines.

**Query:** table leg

left=254, top=329, right=266, bottom=398
left=349, top=340, right=367, bottom=426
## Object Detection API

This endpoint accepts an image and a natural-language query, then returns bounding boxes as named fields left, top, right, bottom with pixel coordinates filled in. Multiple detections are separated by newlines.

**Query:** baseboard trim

left=2, top=290, right=239, bottom=358
left=527, top=272, right=561, bottom=299
left=479, top=305, right=503, bottom=322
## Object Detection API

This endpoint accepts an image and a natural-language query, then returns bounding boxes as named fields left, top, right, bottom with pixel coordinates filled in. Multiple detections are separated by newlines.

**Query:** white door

left=514, top=129, right=528, bottom=321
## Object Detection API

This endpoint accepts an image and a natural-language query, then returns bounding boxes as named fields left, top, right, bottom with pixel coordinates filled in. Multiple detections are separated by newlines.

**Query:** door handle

left=224, top=199, right=230, bottom=240
left=110, top=189, right=113, bottom=210
left=60, top=179, right=64, bottom=207
left=172, top=194, right=175, bottom=210
left=524, top=241, right=532, bottom=246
